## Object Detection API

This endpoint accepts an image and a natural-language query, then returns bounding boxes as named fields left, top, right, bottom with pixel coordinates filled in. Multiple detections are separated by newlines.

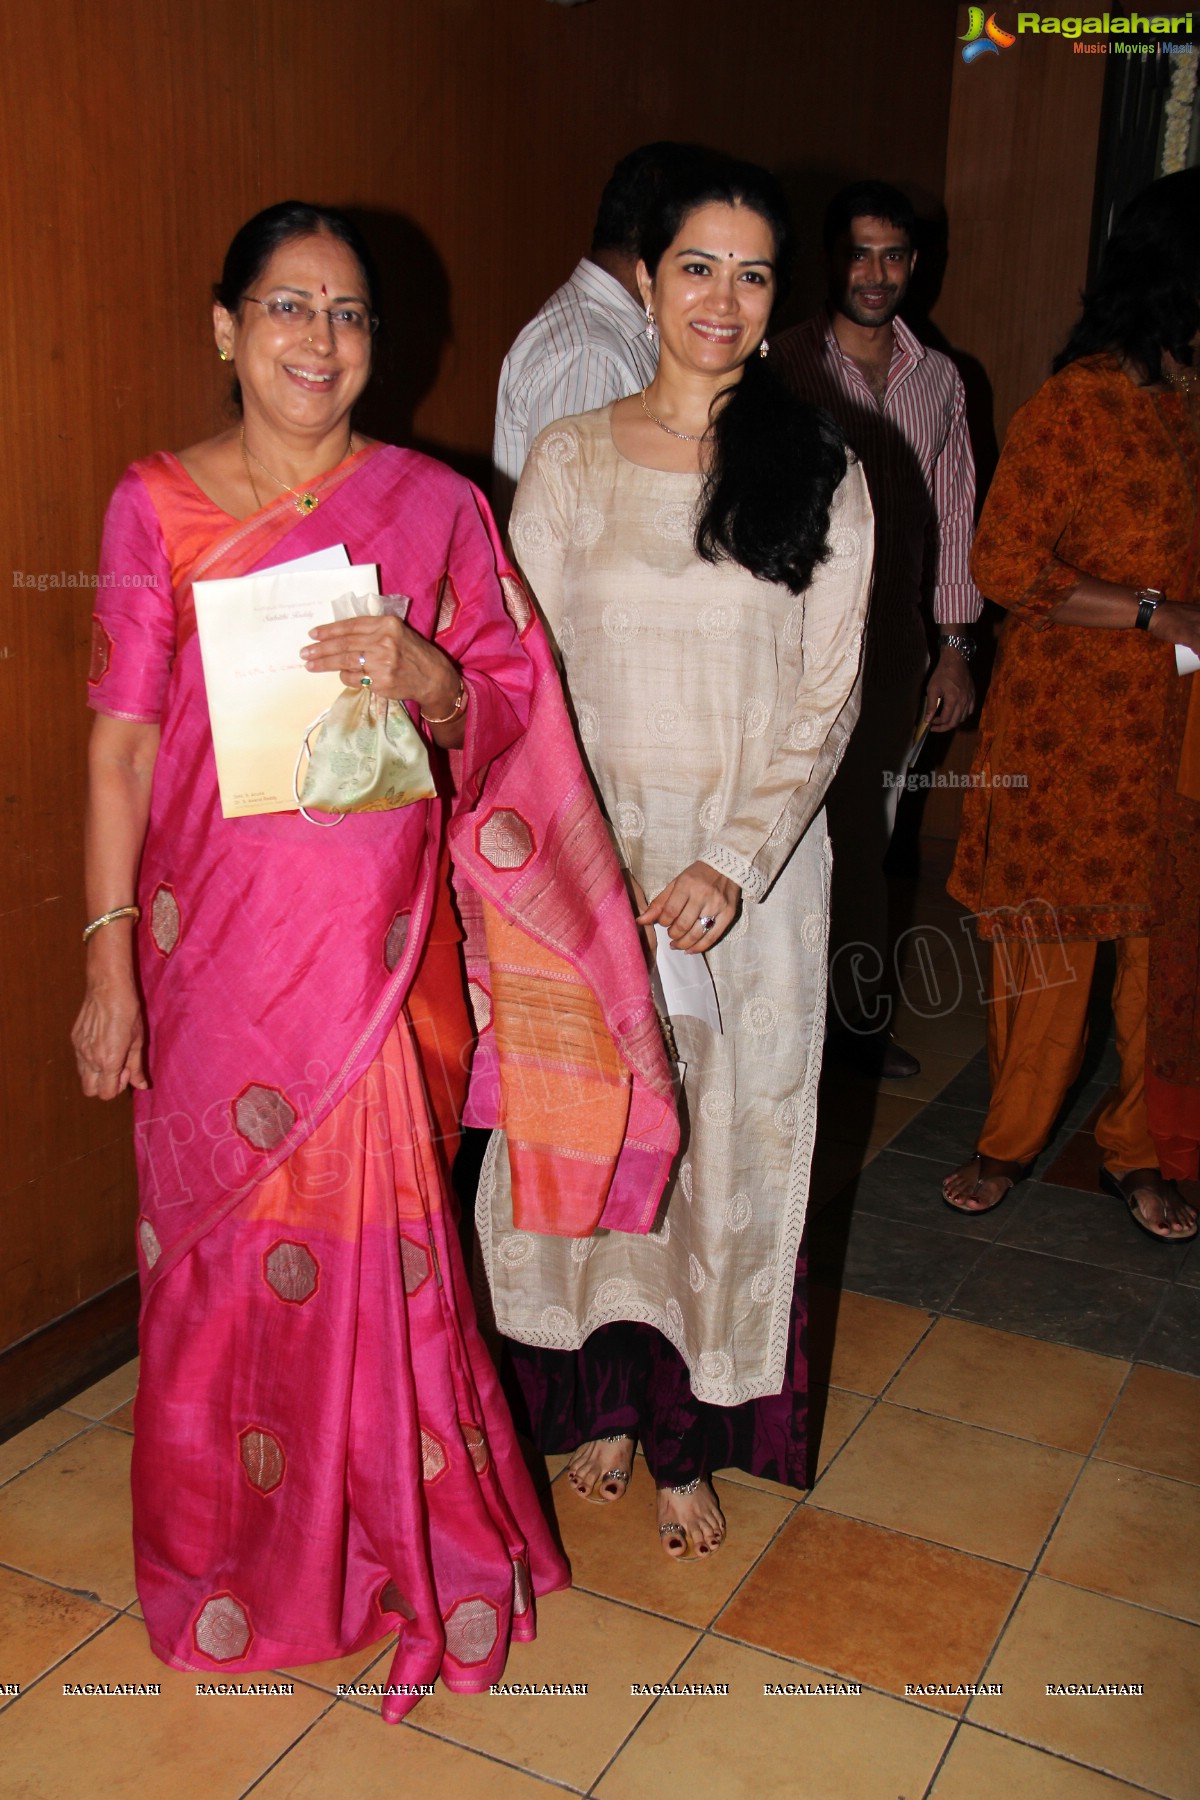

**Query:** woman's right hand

left=72, top=977, right=148, bottom=1099
left=1150, top=601, right=1200, bottom=658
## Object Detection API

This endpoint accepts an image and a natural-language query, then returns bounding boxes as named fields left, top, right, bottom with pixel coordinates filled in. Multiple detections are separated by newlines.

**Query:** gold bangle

left=420, top=678, right=468, bottom=726
left=82, top=905, right=141, bottom=943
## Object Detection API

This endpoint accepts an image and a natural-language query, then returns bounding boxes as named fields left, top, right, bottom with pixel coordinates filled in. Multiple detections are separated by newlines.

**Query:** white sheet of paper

left=1176, top=643, right=1200, bottom=676
left=194, top=564, right=380, bottom=818
left=268, top=542, right=352, bottom=574
left=652, top=924, right=723, bottom=1033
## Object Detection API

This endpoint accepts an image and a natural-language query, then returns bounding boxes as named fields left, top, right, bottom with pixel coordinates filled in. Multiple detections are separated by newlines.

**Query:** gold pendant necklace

left=239, top=427, right=354, bottom=514
left=639, top=386, right=704, bottom=442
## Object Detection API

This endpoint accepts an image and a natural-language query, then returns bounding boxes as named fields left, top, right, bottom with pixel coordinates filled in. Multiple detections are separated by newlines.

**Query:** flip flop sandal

left=942, top=1152, right=1028, bottom=1215
left=1098, top=1165, right=1199, bottom=1242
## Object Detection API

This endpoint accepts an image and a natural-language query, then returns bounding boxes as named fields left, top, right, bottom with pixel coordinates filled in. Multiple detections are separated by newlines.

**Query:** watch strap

left=939, top=632, right=976, bottom=664
left=1134, top=588, right=1164, bottom=631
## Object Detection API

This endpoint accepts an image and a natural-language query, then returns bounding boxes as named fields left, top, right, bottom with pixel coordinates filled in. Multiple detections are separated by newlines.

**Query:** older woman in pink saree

left=73, top=203, right=675, bottom=1719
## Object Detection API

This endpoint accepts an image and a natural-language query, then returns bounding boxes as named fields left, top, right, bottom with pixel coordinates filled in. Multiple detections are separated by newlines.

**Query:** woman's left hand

left=302, top=612, right=461, bottom=716
left=637, top=860, right=740, bottom=953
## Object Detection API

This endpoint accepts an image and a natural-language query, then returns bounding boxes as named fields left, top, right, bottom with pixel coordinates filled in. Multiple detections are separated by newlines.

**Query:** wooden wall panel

left=1, top=0, right=957, bottom=1368
left=912, top=11, right=1106, bottom=839
left=0, top=0, right=259, bottom=1356
left=938, top=9, right=1107, bottom=447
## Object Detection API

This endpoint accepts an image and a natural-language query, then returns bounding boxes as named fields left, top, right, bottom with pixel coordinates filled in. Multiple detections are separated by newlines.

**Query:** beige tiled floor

left=6, top=1345, right=1196, bottom=1796
left=2, top=867, right=1197, bottom=1797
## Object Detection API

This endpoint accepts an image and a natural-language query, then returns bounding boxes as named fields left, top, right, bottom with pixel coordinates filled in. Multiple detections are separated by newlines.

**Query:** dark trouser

left=826, top=647, right=928, bottom=1035
left=502, top=1251, right=810, bottom=1490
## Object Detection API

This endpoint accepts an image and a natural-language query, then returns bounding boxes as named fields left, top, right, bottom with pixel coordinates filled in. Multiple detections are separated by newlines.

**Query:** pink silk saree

left=88, top=446, right=676, bottom=1717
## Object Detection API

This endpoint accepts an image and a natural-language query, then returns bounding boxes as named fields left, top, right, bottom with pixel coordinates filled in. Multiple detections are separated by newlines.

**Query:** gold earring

left=218, top=347, right=230, bottom=362
left=759, top=338, right=769, bottom=360
left=645, top=307, right=657, bottom=342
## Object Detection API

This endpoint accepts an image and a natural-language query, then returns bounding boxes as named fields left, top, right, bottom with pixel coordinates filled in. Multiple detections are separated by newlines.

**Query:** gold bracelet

left=420, top=678, right=468, bottom=725
left=82, top=905, right=141, bottom=943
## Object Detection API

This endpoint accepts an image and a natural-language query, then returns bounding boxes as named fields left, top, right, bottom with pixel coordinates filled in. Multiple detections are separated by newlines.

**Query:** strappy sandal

left=568, top=1434, right=636, bottom=1505
left=657, top=1477, right=725, bottom=1561
left=1098, top=1166, right=1199, bottom=1243
left=942, top=1152, right=1029, bottom=1215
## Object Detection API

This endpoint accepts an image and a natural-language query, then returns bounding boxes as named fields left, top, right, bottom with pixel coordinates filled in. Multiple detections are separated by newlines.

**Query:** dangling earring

left=218, top=346, right=230, bottom=362
left=644, top=307, right=657, bottom=342
left=759, top=337, right=769, bottom=360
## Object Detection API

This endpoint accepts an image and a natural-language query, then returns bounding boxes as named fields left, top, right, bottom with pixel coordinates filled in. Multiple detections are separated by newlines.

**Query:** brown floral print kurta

left=950, top=353, right=1199, bottom=1087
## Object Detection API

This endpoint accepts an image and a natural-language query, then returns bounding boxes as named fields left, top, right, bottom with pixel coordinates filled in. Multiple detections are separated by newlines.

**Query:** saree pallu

left=89, top=447, right=676, bottom=1715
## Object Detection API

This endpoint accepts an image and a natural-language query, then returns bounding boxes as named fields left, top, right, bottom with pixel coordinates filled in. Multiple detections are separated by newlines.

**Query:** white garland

left=1161, top=48, right=1199, bottom=175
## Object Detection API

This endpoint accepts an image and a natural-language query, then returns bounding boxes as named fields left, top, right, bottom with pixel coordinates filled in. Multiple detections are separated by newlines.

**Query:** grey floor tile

left=945, top=1242, right=1166, bottom=1358
left=1138, top=1286, right=1200, bottom=1377
left=843, top=1148, right=1014, bottom=1242
left=886, top=1098, right=995, bottom=1163
left=1177, top=1239, right=1200, bottom=1290
left=995, top=1180, right=1195, bottom=1281
left=1057, top=1078, right=1115, bottom=1134
left=933, top=1051, right=991, bottom=1114
left=810, top=1204, right=987, bottom=1311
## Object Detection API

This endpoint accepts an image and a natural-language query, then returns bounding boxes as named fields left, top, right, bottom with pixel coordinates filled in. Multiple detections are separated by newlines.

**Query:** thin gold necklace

left=239, top=426, right=355, bottom=515
left=639, top=387, right=704, bottom=442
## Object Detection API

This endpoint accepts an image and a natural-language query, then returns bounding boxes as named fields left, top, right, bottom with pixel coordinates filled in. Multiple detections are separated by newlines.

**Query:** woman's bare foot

left=656, top=1477, right=725, bottom=1559
left=942, top=1152, right=1025, bottom=1214
left=566, top=1434, right=636, bottom=1504
left=1101, top=1166, right=1199, bottom=1241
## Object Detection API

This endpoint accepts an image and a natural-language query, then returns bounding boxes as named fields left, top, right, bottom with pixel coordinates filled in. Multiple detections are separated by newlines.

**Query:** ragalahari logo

left=961, top=7, right=1018, bottom=58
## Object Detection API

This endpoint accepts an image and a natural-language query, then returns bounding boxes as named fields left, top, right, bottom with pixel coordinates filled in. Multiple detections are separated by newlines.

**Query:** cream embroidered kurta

left=478, top=404, right=873, bottom=1405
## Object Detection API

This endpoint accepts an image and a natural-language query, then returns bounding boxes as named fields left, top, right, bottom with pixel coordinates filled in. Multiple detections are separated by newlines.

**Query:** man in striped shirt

left=775, top=181, right=984, bottom=1079
left=492, top=145, right=688, bottom=523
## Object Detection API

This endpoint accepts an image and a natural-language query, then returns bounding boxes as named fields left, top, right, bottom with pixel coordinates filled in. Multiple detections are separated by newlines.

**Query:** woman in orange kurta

left=944, top=169, right=1200, bottom=1239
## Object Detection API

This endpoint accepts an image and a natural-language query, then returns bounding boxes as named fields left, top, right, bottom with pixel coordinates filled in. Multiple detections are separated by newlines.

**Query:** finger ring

left=359, top=674, right=372, bottom=688
left=358, top=653, right=366, bottom=670
left=697, top=915, right=717, bottom=933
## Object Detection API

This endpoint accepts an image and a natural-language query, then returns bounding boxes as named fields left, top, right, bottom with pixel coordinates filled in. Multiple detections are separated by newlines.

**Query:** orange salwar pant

left=976, top=936, right=1158, bottom=1173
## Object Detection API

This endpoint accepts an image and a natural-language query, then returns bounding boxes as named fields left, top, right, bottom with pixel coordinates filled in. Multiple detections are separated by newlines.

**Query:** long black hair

left=1054, top=168, right=1200, bottom=381
left=640, top=153, right=846, bottom=596
left=213, top=200, right=381, bottom=411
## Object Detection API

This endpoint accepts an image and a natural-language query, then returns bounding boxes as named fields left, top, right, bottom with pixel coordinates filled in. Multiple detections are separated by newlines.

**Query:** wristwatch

left=938, top=632, right=976, bottom=664
left=1133, top=587, right=1164, bottom=630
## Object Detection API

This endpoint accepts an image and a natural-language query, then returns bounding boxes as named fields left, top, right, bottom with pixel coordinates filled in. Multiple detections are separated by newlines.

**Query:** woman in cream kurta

left=480, top=160, right=873, bottom=1557
left=480, top=406, right=872, bottom=1409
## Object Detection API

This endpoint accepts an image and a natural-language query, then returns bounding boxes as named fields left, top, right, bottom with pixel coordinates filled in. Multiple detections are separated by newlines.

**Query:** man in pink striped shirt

left=775, top=181, right=984, bottom=1079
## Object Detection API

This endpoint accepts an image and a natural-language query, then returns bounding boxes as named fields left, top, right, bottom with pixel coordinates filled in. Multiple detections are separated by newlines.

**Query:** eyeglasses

left=240, top=295, right=379, bottom=336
